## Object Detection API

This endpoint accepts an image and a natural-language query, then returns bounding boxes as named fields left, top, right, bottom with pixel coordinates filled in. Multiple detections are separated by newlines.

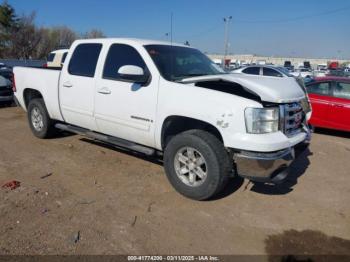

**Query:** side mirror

left=118, top=65, right=149, bottom=84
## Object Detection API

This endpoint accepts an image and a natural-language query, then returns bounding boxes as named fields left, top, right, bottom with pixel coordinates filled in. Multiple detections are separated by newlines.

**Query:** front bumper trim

left=234, top=147, right=295, bottom=184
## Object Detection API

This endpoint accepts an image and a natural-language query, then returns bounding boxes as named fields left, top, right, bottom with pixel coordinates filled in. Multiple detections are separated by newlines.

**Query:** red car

left=305, top=77, right=350, bottom=132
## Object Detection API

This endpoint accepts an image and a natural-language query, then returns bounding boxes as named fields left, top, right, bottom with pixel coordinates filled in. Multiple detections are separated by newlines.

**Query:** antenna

left=223, top=16, right=232, bottom=68
left=170, top=12, right=174, bottom=80
left=170, top=12, right=173, bottom=45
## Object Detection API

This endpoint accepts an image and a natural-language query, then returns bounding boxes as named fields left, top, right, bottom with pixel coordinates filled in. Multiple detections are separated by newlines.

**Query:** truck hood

left=180, top=73, right=306, bottom=103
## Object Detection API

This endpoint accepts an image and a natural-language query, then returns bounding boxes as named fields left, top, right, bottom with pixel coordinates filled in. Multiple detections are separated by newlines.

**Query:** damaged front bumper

left=233, top=142, right=309, bottom=184
left=234, top=148, right=294, bottom=184
left=233, top=124, right=311, bottom=184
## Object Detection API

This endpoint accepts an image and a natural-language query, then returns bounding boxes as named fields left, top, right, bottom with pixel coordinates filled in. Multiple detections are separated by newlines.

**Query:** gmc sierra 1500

left=13, top=38, right=311, bottom=200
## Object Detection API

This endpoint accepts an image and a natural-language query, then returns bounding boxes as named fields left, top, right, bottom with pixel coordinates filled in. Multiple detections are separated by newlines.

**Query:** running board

left=55, top=123, right=155, bottom=156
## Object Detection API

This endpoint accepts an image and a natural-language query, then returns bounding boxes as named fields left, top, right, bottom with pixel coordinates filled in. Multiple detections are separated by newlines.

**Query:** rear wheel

left=27, top=98, right=56, bottom=138
left=164, top=130, right=231, bottom=200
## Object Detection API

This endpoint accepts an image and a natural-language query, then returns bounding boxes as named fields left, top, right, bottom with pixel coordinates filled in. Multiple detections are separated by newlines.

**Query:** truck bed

left=13, top=67, right=64, bottom=121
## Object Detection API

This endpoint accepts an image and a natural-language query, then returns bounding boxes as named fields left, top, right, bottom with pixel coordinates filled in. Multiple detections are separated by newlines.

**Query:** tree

left=55, top=26, right=77, bottom=48
left=0, top=0, right=18, bottom=58
left=0, top=0, right=17, bottom=27
left=0, top=1, right=105, bottom=59
left=8, top=12, right=42, bottom=59
left=35, top=26, right=77, bottom=59
left=82, top=29, right=105, bottom=39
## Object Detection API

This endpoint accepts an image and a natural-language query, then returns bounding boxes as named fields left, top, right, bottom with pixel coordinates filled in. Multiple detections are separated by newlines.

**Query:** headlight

left=245, top=107, right=279, bottom=134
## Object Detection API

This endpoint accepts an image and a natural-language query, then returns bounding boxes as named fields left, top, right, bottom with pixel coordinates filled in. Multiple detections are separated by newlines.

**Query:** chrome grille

left=280, top=102, right=304, bottom=137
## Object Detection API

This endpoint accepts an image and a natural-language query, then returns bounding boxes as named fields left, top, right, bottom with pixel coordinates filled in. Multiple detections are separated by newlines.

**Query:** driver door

left=94, top=43, right=158, bottom=147
left=306, top=81, right=332, bottom=128
left=327, top=81, right=350, bottom=131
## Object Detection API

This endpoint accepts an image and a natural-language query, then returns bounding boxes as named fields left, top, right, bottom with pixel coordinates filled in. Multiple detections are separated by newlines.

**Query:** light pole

left=223, top=16, right=232, bottom=67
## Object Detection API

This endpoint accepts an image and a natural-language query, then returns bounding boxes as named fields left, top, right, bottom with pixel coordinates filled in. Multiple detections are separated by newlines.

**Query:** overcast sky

left=8, top=0, right=350, bottom=59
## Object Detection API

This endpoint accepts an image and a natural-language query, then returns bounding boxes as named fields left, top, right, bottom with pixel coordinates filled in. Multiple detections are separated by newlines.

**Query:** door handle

left=97, top=87, right=111, bottom=95
left=63, top=82, right=73, bottom=88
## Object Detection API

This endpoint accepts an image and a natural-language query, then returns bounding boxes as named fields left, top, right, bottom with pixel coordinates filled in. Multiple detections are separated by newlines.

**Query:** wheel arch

left=161, top=115, right=224, bottom=149
left=23, top=88, right=44, bottom=110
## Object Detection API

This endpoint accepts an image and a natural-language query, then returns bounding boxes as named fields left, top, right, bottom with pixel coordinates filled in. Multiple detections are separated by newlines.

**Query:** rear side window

left=103, top=44, right=146, bottom=80
left=242, top=67, right=260, bottom=75
left=263, top=67, right=283, bottom=77
left=306, top=82, right=330, bottom=96
left=47, top=53, right=55, bottom=62
left=68, top=44, right=102, bottom=77
left=333, top=82, right=350, bottom=100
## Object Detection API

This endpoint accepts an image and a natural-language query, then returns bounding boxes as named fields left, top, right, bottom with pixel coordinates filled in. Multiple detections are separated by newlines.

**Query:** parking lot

left=0, top=106, right=349, bottom=256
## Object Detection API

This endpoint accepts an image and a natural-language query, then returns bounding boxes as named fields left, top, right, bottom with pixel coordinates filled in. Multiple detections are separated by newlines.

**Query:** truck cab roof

left=72, top=38, right=191, bottom=48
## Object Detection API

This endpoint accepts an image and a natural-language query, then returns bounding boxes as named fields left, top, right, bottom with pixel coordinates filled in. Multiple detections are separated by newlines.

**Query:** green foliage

left=0, top=1, right=105, bottom=59
left=0, top=0, right=18, bottom=28
left=0, top=0, right=18, bottom=57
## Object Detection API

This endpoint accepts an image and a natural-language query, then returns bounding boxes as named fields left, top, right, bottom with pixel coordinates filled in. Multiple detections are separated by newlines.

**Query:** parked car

left=13, top=38, right=311, bottom=200
left=0, top=75, right=13, bottom=105
left=344, top=64, right=350, bottom=72
left=304, top=61, right=311, bottom=70
left=290, top=68, right=313, bottom=78
left=44, top=49, right=69, bottom=68
left=232, top=65, right=294, bottom=78
left=305, top=77, right=350, bottom=132
left=0, top=62, right=7, bottom=69
left=327, top=68, right=350, bottom=78
left=317, top=63, right=327, bottom=71
left=284, top=60, right=294, bottom=71
left=0, top=65, right=14, bottom=105
left=328, top=61, right=339, bottom=70
left=0, top=67, right=13, bottom=81
left=211, top=58, right=222, bottom=66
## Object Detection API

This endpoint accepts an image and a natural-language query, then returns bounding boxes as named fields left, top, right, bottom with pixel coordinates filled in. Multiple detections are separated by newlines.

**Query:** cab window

left=263, top=67, right=283, bottom=77
left=242, top=67, right=260, bottom=75
left=306, top=82, right=330, bottom=96
left=333, top=82, right=350, bottom=100
left=103, top=44, right=147, bottom=80
left=68, top=43, right=102, bottom=77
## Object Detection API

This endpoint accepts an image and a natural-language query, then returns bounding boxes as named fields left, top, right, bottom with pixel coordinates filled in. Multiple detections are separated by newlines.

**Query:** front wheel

left=164, top=130, right=231, bottom=200
left=27, top=98, right=56, bottom=138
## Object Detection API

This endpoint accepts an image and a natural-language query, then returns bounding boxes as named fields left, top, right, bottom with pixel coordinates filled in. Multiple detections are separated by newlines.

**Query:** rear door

left=306, top=81, right=332, bottom=128
left=327, top=81, right=350, bottom=131
left=59, top=43, right=102, bottom=130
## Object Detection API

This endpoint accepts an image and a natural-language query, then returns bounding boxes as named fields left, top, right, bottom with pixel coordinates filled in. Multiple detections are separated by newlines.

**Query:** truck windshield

left=144, top=45, right=225, bottom=81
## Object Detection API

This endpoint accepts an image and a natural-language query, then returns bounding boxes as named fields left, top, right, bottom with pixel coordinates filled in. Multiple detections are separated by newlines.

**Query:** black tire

left=164, top=130, right=231, bottom=200
left=27, top=98, right=56, bottom=138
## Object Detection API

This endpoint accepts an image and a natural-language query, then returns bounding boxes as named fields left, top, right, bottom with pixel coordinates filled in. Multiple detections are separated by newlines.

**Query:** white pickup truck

left=13, top=38, right=311, bottom=200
